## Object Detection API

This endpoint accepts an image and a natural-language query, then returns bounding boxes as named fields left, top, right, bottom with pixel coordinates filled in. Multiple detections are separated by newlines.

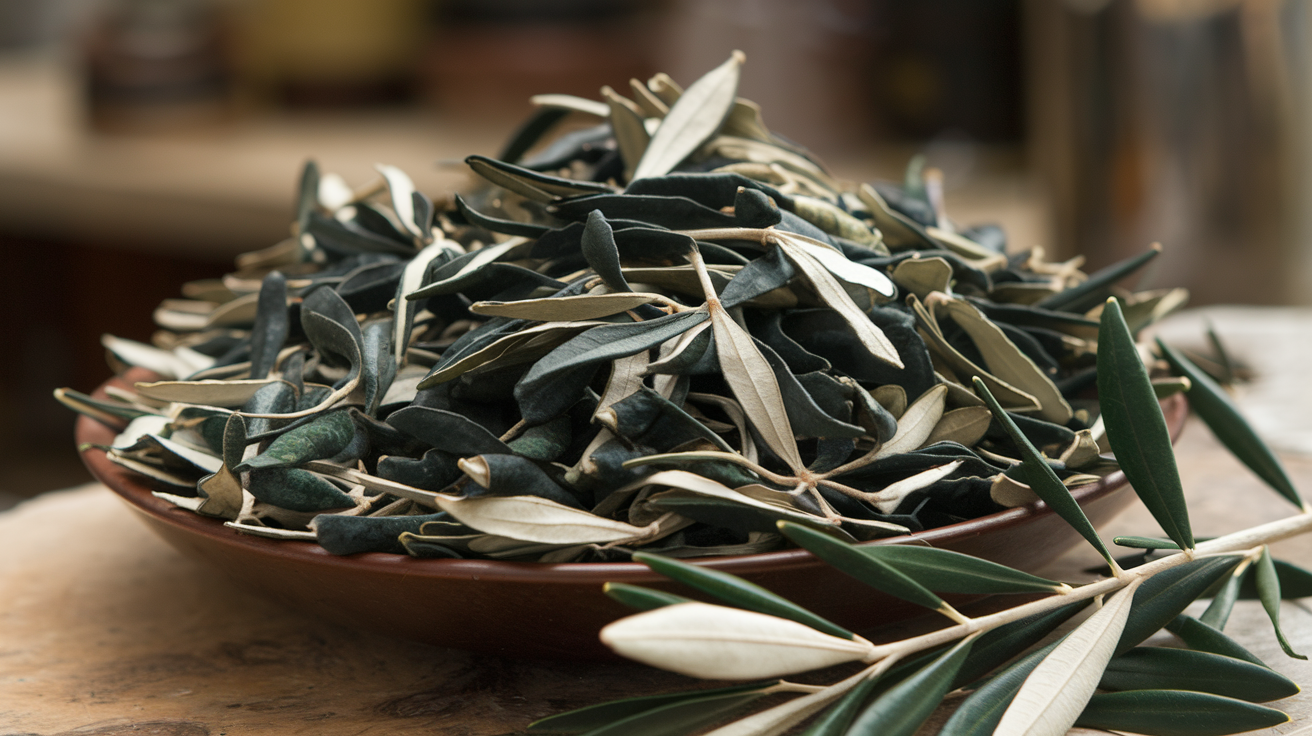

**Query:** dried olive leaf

left=709, top=305, right=804, bottom=472
left=529, top=93, right=610, bottom=117
left=394, top=238, right=457, bottom=365
left=581, top=209, right=634, bottom=293
left=602, top=85, right=650, bottom=181
left=633, top=51, right=744, bottom=180
left=238, top=409, right=355, bottom=471
left=925, top=406, right=992, bottom=448
left=433, top=494, right=653, bottom=545
left=246, top=466, right=355, bottom=512
left=471, top=293, right=666, bottom=321
left=628, top=78, right=669, bottom=118
left=195, top=413, right=246, bottom=520
left=375, top=164, right=425, bottom=241
left=874, top=384, right=947, bottom=460
left=247, top=271, right=289, bottom=380
left=908, top=294, right=1040, bottom=413
left=387, top=406, right=512, bottom=456
left=933, top=295, right=1073, bottom=424
left=136, top=378, right=280, bottom=407
left=419, top=321, right=599, bottom=388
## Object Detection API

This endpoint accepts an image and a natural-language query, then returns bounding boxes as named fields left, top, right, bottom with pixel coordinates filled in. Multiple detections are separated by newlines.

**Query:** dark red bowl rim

left=78, top=369, right=1189, bottom=585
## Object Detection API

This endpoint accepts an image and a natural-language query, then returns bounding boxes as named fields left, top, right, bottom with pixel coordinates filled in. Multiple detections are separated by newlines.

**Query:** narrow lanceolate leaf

left=582, top=209, right=634, bottom=293
left=854, top=545, right=1065, bottom=595
left=1255, top=546, right=1308, bottom=659
left=994, top=579, right=1141, bottom=736
left=603, top=583, right=692, bottom=611
left=136, top=379, right=278, bottom=407
left=797, top=669, right=887, bottom=736
left=874, top=384, right=946, bottom=459
left=640, top=469, right=857, bottom=532
left=1100, top=647, right=1299, bottom=702
left=1116, top=555, right=1242, bottom=656
left=791, top=238, right=895, bottom=298
left=633, top=51, right=744, bottom=180
left=1075, top=690, right=1289, bottom=736
left=632, top=552, right=854, bottom=639
left=1035, top=244, right=1160, bottom=312
left=374, top=164, right=424, bottom=241
left=1199, top=563, right=1247, bottom=630
left=939, top=643, right=1056, bottom=736
left=774, top=235, right=902, bottom=368
left=975, top=377, right=1116, bottom=568
left=701, top=669, right=870, bottom=736
left=1099, top=299, right=1193, bottom=550
left=551, top=686, right=770, bottom=736
left=1158, top=338, right=1306, bottom=511
left=394, top=238, right=454, bottom=364
left=602, top=86, right=650, bottom=181
left=53, top=387, right=156, bottom=425
left=599, top=602, right=874, bottom=680
left=470, top=293, right=663, bottom=321
left=1166, top=615, right=1268, bottom=667
left=526, top=681, right=780, bottom=734
left=778, top=522, right=962, bottom=622
left=434, top=495, right=650, bottom=545
left=1114, top=536, right=1182, bottom=550
left=237, top=410, right=355, bottom=471
left=846, top=635, right=977, bottom=736
left=709, top=305, right=805, bottom=472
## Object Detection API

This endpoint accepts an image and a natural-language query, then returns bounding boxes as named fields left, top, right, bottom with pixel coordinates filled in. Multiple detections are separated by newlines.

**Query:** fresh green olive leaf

left=700, top=668, right=870, bottom=736
left=846, top=634, right=976, bottom=736
left=1255, top=546, right=1307, bottom=659
left=599, top=602, right=874, bottom=680
left=1100, top=647, right=1299, bottom=702
left=603, top=583, right=692, bottom=611
left=632, top=551, right=854, bottom=640
left=1114, top=536, right=1182, bottom=550
left=526, top=680, right=780, bottom=734
left=1035, top=244, right=1160, bottom=313
left=976, top=377, right=1117, bottom=568
left=1237, top=557, right=1312, bottom=599
left=797, top=669, right=887, bottom=736
left=554, top=687, right=770, bottom=736
left=854, top=546, right=1065, bottom=595
left=1200, top=564, right=1247, bottom=630
left=1158, top=338, right=1305, bottom=511
left=777, top=522, right=960, bottom=622
left=938, top=643, right=1052, bottom=736
left=633, top=51, right=743, bottom=180
left=1099, top=299, right=1193, bottom=550
left=952, top=601, right=1091, bottom=689
left=1075, top=690, right=1289, bottom=736
left=1117, top=555, right=1244, bottom=656
left=1165, top=615, right=1268, bottom=666
left=994, top=579, right=1141, bottom=736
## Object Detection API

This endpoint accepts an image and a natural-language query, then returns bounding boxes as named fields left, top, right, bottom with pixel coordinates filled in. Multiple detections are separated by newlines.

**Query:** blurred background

left=2, top=0, right=1310, bottom=508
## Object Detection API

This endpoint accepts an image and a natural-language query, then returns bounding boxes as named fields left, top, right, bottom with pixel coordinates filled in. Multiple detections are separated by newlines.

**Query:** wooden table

left=3, top=411, right=1311, bottom=735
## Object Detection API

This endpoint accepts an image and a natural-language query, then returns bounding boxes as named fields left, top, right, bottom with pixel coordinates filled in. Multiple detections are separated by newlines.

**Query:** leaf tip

left=731, top=49, right=747, bottom=64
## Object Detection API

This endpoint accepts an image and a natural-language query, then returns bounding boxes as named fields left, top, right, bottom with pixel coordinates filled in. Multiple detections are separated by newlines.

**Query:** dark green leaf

left=796, top=669, right=885, bottom=736
left=1099, top=299, right=1193, bottom=550
left=937, top=642, right=1056, bottom=736
left=467, top=154, right=610, bottom=199
left=1035, top=245, right=1160, bottom=312
left=1238, top=558, right=1312, bottom=599
left=1166, top=615, right=1268, bottom=666
left=1114, top=536, right=1182, bottom=550
left=386, top=406, right=512, bottom=456
left=248, top=270, right=288, bottom=380
left=581, top=210, right=633, bottom=293
left=631, top=552, right=855, bottom=639
left=453, top=193, right=550, bottom=238
left=1101, top=647, right=1299, bottom=702
left=855, top=546, right=1063, bottom=595
left=602, top=583, right=692, bottom=611
left=1075, top=690, right=1289, bottom=736
left=777, top=522, right=954, bottom=619
left=1117, top=555, right=1243, bottom=656
left=974, top=377, right=1116, bottom=567
left=1255, top=546, right=1307, bottom=659
left=238, top=410, right=356, bottom=471
left=1200, top=565, right=1246, bottom=630
left=718, top=245, right=796, bottom=310
left=529, top=682, right=775, bottom=735
left=461, top=453, right=585, bottom=509
left=295, top=159, right=319, bottom=236
left=312, top=512, right=447, bottom=555
left=846, top=635, right=975, bottom=736
left=952, top=601, right=1090, bottom=689
left=246, top=466, right=354, bottom=511
left=1158, top=338, right=1305, bottom=511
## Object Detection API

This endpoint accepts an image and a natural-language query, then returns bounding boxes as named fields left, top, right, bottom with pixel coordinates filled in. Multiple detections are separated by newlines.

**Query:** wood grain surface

left=3, top=415, right=1311, bottom=736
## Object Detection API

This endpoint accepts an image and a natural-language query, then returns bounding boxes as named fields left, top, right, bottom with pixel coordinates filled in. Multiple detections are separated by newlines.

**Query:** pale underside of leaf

left=375, top=163, right=424, bottom=240
left=434, top=494, right=654, bottom=545
left=529, top=93, right=611, bottom=117
left=633, top=51, right=744, bottom=180
left=135, top=379, right=282, bottom=407
left=600, top=601, right=874, bottom=680
left=470, top=292, right=667, bottom=321
left=995, top=578, right=1142, bottom=736
left=395, top=238, right=456, bottom=364
left=875, top=384, right=948, bottom=459
left=709, top=306, right=805, bottom=472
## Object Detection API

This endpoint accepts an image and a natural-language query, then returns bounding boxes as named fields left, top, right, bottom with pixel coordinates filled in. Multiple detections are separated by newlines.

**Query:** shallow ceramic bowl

left=78, top=370, right=1189, bottom=660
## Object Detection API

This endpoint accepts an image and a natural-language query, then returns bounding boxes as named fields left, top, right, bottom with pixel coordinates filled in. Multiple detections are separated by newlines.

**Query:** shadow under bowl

left=77, top=370, right=1189, bottom=661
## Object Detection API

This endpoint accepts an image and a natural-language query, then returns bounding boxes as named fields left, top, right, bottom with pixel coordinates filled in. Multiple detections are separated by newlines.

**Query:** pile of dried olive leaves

left=61, top=53, right=1187, bottom=563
